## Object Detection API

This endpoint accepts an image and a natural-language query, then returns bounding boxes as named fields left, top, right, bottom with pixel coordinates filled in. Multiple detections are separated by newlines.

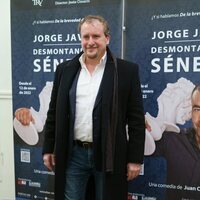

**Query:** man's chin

left=86, top=53, right=98, bottom=59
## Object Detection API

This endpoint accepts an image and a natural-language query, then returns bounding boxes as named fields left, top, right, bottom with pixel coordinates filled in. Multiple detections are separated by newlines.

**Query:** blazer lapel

left=93, top=56, right=115, bottom=110
left=180, top=130, right=199, bottom=161
left=59, top=54, right=82, bottom=101
left=69, top=69, right=80, bottom=121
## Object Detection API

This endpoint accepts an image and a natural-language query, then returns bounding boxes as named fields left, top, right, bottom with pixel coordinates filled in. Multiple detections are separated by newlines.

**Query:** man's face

left=191, top=90, right=200, bottom=134
left=80, top=20, right=110, bottom=62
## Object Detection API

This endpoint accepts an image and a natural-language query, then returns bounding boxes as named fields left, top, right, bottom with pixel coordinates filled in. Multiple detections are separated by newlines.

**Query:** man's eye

left=193, top=108, right=200, bottom=112
left=83, top=36, right=89, bottom=39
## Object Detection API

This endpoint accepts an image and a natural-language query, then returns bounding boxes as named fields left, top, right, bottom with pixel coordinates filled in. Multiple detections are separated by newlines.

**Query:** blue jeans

left=64, top=144, right=104, bottom=200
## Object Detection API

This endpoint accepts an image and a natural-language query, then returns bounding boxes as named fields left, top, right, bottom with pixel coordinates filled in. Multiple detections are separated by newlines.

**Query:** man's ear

left=106, top=36, right=110, bottom=45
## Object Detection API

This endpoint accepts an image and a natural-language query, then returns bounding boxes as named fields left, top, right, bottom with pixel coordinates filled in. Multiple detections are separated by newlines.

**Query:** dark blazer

left=43, top=49, right=145, bottom=200
left=153, top=129, right=200, bottom=200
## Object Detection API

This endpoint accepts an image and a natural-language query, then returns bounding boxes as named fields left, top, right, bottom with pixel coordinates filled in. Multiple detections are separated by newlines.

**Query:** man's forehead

left=81, top=20, right=103, bottom=28
left=80, top=22, right=104, bottom=35
left=192, top=90, right=200, bottom=105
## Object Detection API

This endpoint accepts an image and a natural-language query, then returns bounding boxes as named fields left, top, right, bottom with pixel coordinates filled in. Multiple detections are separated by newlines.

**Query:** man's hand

left=15, top=108, right=35, bottom=126
left=43, top=153, right=55, bottom=171
left=127, top=163, right=141, bottom=181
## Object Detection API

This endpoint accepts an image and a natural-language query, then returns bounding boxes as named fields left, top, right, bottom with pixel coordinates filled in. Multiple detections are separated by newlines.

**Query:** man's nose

left=88, top=37, right=95, bottom=45
left=196, top=113, right=200, bottom=126
left=198, top=113, right=200, bottom=121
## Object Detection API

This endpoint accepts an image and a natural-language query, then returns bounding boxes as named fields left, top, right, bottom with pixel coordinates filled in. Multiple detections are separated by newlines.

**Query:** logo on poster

left=17, top=179, right=27, bottom=185
left=32, top=0, right=43, bottom=6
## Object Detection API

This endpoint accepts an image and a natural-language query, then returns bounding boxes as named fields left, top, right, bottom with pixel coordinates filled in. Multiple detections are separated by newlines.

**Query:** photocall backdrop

left=126, top=0, right=200, bottom=199
left=11, top=0, right=200, bottom=199
left=11, top=0, right=122, bottom=199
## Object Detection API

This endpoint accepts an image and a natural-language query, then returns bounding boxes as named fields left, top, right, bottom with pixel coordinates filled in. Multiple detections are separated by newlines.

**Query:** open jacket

left=43, top=49, right=145, bottom=200
left=153, top=129, right=200, bottom=200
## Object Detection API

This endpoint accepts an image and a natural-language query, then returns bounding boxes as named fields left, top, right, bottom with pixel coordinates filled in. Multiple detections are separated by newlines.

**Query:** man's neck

left=86, top=57, right=100, bottom=66
left=85, top=58, right=98, bottom=75
left=83, top=52, right=106, bottom=75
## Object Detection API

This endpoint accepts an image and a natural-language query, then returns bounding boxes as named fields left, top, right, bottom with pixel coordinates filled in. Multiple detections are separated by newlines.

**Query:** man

left=42, top=15, right=145, bottom=200
left=147, top=84, right=200, bottom=199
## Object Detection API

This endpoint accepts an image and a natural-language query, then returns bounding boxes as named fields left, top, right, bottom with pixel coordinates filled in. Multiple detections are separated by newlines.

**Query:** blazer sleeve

left=127, top=64, right=145, bottom=164
left=42, top=65, right=63, bottom=154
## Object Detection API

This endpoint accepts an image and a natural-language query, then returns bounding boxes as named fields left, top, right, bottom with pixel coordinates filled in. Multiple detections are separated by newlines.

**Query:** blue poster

left=126, top=0, right=200, bottom=199
left=11, top=0, right=122, bottom=199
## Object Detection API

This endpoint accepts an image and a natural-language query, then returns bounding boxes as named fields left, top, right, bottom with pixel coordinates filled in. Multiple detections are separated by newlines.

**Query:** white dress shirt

left=74, top=53, right=107, bottom=142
